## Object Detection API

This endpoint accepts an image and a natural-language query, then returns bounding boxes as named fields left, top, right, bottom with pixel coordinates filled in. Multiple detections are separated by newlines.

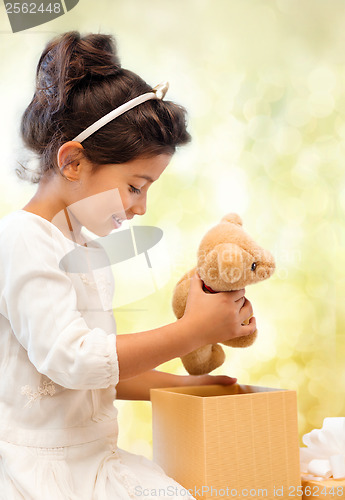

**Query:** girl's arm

left=115, top=369, right=238, bottom=401
left=116, top=274, right=256, bottom=380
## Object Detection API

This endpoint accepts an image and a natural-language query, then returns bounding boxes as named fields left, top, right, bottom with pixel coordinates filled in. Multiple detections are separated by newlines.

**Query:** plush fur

left=172, top=213, right=275, bottom=375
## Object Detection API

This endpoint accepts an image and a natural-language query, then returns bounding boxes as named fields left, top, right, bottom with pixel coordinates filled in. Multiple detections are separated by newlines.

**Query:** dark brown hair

left=18, top=31, right=191, bottom=183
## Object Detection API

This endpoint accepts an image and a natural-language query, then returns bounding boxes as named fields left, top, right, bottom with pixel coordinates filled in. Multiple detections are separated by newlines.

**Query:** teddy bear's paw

left=224, top=329, right=258, bottom=348
left=181, top=343, right=226, bottom=375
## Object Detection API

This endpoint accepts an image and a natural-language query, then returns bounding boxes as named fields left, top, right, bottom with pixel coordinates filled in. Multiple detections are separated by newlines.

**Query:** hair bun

left=68, top=32, right=122, bottom=78
left=36, top=31, right=122, bottom=113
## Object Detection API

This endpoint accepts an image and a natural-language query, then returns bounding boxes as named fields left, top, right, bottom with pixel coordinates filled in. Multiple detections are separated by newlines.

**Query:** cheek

left=93, top=189, right=124, bottom=213
left=118, top=191, right=133, bottom=210
left=70, top=189, right=125, bottom=222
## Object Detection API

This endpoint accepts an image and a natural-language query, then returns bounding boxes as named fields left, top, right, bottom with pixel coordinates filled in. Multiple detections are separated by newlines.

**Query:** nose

left=132, top=196, right=147, bottom=216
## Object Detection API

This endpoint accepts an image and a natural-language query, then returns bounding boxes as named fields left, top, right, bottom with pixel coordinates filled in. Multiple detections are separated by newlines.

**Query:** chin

left=98, top=228, right=113, bottom=237
left=84, top=224, right=112, bottom=238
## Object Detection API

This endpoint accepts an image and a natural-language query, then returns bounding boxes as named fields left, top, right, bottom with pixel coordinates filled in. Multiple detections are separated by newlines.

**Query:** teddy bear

left=172, top=213, right=275, bottom=375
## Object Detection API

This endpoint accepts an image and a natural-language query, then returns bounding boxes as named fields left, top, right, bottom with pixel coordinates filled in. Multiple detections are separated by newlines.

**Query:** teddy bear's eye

left=251, top=262, right=257, bottom=271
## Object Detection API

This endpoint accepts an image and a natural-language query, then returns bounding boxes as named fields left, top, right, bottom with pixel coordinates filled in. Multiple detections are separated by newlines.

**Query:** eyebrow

left=133, top=174, right=155, bottom=183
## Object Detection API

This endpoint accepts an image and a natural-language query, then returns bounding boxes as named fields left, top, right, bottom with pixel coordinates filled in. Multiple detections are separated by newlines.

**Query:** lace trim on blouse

left=21, top=380, right=56, bottom=408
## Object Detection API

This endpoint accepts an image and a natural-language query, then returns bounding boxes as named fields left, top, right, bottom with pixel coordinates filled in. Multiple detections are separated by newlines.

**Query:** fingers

left=239, top=315, right=257, bottom=336
left=230, top=288, right=245, bottom=302
left=191, top=374, right=237, bottom=386
left=236, top=296, right=246, bottom=310
left=190, top=272, right=203, bottom=291
left=210, top=375, right=238, bottom=385
left=239, top=298, right=253, bottom=321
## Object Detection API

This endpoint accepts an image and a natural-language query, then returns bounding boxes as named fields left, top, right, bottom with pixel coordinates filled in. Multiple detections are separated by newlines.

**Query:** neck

left=22, top=180, right=84, bottom=244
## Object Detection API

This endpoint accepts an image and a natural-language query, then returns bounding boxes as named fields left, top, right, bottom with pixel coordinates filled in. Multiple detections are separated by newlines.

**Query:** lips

left=111, top=213, right=135, bottom=229
left=112, top=214, right=123, bottom=229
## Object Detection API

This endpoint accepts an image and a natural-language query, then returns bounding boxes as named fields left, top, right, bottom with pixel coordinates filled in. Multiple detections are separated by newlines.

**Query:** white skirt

left=0, top=434, right=196, bottom=500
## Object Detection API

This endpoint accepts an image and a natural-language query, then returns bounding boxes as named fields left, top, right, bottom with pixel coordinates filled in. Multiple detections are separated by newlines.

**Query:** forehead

left=127, top=154, right=172, bottom=181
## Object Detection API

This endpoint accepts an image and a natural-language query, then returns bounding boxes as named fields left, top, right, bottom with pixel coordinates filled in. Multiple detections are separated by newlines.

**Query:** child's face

left=67, top=153, right=172, bottom=236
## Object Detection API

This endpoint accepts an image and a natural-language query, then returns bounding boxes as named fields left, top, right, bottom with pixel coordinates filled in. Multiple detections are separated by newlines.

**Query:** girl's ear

left=57, top=141, right=85, bottom=181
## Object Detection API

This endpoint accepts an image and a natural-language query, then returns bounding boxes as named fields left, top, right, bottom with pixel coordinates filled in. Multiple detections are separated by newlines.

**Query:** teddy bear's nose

left=256, top=265, right=275, bottom=280
left=257, top=268, right=269, bottom=279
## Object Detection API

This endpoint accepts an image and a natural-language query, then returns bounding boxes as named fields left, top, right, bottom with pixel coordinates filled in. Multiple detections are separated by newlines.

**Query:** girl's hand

left=181, top=374, right=238, bottom=386
left=182, top=273, right=256, bottom=347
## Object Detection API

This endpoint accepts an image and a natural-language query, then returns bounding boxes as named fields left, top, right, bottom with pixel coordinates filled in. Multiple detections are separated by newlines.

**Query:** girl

left=0, top=31, right=256, bottom=499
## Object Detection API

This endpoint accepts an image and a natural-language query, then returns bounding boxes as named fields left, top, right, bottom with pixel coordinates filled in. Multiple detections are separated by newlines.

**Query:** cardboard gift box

left=151, top=384, right=301, bottom=500
left=302, top=478, right=345, bottom=500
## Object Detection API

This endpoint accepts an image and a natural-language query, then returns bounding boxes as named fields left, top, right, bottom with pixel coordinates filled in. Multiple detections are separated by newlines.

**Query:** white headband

left=72, top=81, right=169, bottom=143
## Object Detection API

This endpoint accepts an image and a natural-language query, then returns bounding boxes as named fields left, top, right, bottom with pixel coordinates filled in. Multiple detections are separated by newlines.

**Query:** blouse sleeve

left=0, top=217, right=119, bottom=390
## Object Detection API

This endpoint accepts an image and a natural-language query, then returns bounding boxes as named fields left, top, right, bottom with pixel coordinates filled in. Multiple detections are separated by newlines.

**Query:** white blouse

left=0, top=210, right=119, bottom=448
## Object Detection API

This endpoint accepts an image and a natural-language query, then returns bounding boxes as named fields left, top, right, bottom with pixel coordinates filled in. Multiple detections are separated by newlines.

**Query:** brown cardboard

left=302, top=478, right=345, bottom=500
left=151, top=384, right=301, bottom=499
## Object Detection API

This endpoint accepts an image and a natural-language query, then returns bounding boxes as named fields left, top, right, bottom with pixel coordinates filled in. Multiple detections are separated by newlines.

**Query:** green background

left=1, top=0, right=345, bottom=459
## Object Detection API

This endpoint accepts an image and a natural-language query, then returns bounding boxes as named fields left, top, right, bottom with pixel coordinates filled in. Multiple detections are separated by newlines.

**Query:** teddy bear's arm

left=171, top=267, right=197, bottom=319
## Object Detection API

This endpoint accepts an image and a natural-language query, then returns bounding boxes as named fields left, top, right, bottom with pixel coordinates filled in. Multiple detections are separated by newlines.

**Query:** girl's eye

left=129, top=185, right=141, bottom=194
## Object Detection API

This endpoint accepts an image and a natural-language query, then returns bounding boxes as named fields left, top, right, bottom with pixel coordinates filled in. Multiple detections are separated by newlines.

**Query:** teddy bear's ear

left=221, top=213, right=243, bottom=226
